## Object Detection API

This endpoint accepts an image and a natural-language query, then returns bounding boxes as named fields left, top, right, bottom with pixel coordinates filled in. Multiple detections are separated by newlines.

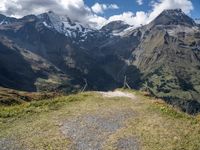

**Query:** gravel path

left=99, top=91, right=136, bottom=99
left=61, top=109, right=138, bottom=150
left=115, top=137, right=139, bottom=150
left=0, top=137, right=21, bottom=150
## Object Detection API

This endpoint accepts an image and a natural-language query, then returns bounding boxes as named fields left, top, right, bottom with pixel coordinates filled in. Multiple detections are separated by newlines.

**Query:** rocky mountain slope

left=132, top=10, right=200, bottom=114
left=0, top=9, right=200, bottom=113
left=0, top=12, right=118, bottom=92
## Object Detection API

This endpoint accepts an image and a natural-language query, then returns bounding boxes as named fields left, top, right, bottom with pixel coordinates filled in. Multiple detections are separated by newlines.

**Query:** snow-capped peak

left=37, top=11, right=93, bottom=40
left=100, top=20, right=138, bottom=37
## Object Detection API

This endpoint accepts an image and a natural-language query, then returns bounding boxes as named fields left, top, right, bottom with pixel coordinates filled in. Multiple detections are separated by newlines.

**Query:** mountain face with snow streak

left=38, top=11, right=94, bottom=42
left=0, top=9, right=200, bottom=114
left=0, top=14, right=17, bottom=25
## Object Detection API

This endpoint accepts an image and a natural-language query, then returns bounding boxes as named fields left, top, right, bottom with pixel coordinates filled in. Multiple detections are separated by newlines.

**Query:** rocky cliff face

left=0, top=9, right=200, bottom=113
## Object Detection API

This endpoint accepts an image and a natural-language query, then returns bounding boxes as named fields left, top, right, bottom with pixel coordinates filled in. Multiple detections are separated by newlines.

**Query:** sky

left=0, top=0, right=199, bottom=28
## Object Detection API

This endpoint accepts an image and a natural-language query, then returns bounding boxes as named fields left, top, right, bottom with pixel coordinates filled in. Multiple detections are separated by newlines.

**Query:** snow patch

left=38, top=12, right=94, bottom=41
left=43, top=21, right=51, bottom=28
left=112, top=26, right=135, bottom=37
left=0, top=20, right=8, bottom=25
left=167, top=25, right=199, bottom=36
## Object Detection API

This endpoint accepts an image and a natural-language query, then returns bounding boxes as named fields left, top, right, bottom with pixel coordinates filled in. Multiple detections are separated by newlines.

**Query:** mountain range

left=0, top=9, right=200, bottom=114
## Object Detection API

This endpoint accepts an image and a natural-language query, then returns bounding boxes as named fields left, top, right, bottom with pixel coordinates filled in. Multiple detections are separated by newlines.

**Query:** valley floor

left=0, top=90, right=200, bottom=150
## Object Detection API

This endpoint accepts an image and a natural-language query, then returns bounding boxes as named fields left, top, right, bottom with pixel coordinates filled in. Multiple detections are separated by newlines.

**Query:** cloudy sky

left=0, top=0, right=199, bottom=28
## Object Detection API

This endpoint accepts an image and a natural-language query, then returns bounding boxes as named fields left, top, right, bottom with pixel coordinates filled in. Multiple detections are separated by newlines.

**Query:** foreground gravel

left=60, top=109, right=138, bottom=150
left=115, top=137, right=139, bottom=150
left=0, top=137, right=22, bottom=150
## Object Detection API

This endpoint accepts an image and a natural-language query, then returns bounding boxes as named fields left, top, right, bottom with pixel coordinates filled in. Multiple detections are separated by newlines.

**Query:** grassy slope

left=0, top=87, right=59, bottom=106
left=0, top=89, right=200, bottom=150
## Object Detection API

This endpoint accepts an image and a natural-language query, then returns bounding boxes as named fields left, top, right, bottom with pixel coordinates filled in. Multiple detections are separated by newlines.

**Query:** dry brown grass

left=0, top=87, right=59, bottom=106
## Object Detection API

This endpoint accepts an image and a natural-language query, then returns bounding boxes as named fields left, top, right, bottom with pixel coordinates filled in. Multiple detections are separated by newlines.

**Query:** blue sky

left=190, top=0, right=200, bottom=18
left=85, top=0, right=200, bottom=19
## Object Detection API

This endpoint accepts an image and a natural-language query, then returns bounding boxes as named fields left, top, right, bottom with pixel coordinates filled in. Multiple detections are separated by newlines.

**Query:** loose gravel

left=115, top=137, right=139, bottom=150
left=60, top=109, right=138, bottom=150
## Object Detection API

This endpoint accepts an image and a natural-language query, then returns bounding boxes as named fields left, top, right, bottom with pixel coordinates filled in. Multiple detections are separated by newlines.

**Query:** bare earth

left=99, top=91, right=136, bottom=99
left=61, top=109, right=137, bottom=150
left=60, top=91, right=139, bottom=150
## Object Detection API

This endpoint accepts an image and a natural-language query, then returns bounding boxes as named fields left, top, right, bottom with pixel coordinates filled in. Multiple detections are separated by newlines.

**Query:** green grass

left=0, top=92, right=91, bottom=118
left=0, top=92, right=100, bottom=149
left=104, top=90, right=200, bottom=150
left=0, top=87, right=57, bottom=106
left=0, top=90, right=200, bottom=150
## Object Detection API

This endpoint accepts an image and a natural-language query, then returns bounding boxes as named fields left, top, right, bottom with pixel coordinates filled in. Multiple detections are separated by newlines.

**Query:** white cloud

left=108, top=11, right=147, bottom=26
left=0, top=0, right=8, bottom=12
left=106, top=0, right=193, bottom=28
left=0, top=0, right=117, bottom=28
left=136, top=0, right=143, bottom=5
left=0, top=0, right=194, bottom=29
left=91, top=3, right=119, bottom=14
left=0, top=0, right=90, bottom=19
left=0, top=0, right=94, bottom=26
left=109, top=4, right=120, bottom=9
left=89, top=14, right=107, bottom=27
left=148, top=0, right=194, bottom=23
left=91, top=3, right=107, bottom=14
left=89, top=0, right=193, bottom=28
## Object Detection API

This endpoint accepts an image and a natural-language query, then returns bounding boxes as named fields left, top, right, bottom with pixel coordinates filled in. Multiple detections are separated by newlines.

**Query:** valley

left=0, top=9, right=200, bottom=113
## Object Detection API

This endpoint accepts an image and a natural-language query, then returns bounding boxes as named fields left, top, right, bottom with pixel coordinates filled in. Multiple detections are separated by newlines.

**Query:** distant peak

left=39, top=11, right=70, bottom=21
left=38, top=11, right=59, bottom=18
left=160, top=9, right=185, bottom=16
left=163, top=9, right=182, bottom=13
left=149, top=8, right=196, bottom=27
left=101, top=20, right=130, bottom=31
left=47, top=10, right=55, bottom=14
left=104, top=20, right=128, bottom=27
left=108, top=20, right=126, bottom=24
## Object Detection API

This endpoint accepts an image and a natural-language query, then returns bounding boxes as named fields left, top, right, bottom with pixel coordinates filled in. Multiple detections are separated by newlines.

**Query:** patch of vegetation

left=176, top=75, right=194, bottom=91
left=0, top=87, right=57, bottom=106
left=0, top=93, right=90, bottom=118
left=150, top=101, right=191, bottom=119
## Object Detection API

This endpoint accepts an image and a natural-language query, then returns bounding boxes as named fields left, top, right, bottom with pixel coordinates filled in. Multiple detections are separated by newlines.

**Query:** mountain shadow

left=0, top=42, right=37, bottom=91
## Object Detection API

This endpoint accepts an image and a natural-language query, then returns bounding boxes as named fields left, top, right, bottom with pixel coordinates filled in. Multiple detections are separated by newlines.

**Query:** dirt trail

left=60, top=91, right=139, bottom=150
left=99, top=90, right=136, bottom=99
